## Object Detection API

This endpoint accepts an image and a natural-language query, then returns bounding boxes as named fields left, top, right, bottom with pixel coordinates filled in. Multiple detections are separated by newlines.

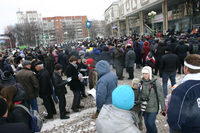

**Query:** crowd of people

left=0, top=32, right=200, bottom=133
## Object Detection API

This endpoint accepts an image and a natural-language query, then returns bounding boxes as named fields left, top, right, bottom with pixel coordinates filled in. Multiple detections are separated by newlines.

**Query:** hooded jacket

left=155, top=42, right=165, bottom=62
left=139, top=76, right=166, bottom=113
left=95, top=60, right=118, bottom=112
left=8, top=89, right=30, bottom=129
left=141, top=41, right=150, bottom=61
left=189, top=39, right=200, bottom=54
left=96, top=105, right=141, bottom=133
left=3, top=61, right=14, bottom=75
left=101, top=47, right=112, bottom=63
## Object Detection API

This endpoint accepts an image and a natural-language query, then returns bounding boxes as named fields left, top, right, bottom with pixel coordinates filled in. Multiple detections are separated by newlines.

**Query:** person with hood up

left=141, top=41, right=150, bottom=67
left=3, top=58, right=14, bottom=75
left=100, top=46, right=112, bottom=63
left=90, top=44, right=101, bottom=62
left=0, top=97, right=32, bottom=133
left=139, top=66, right=166, bottom=133
left=94, top=60, right=118, bottom=119
left=96, top=85, right=141, bottom=133
left=125, top=44, right=136, bottom=80
left=57, top=50, right=67, bottom=76
left=1, top=86, right=30, bottom=129
left=174, top=40, right=189, bottom=74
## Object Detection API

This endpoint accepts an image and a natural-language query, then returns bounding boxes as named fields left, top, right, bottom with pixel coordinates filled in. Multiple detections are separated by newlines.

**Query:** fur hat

left=112, top=85, right=135, bottom=110
left=132, top=78, right=139, bottom=87
left=142, top=66, right=152, bottom=80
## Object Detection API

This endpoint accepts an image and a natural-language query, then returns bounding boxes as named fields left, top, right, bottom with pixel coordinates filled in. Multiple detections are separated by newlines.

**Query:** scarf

left=70, top=62, right=77, bottom=69
left=182, top=73, right=200, bottom=83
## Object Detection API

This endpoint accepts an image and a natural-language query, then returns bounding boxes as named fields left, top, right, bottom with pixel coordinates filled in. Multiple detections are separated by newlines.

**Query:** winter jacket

left=141, top=41, right=150, bottom=62
left=96, top=105, right=141, bottom=133
left=90, top=47, right=101, bottom=56
left=139, top=76, right=166, bottom=113
left=174, top=41, right=189, bottom=60
left=69, top=50, right=79, bottom=58
left=159, top=52, right=179, bottom=75
left=0, top=117, right=31, bottom=133
left=3, top=61, right=14, bottom=75
left=125, top=48, right=136, bottom=68
left=132, top=88, right=140, bottom=113
left=134, top=46, right=142, bottom=64
left=44, top=56, right=54, bottom=77
left=36, top=68, right=53, bottom=99
left=57, top=53, right=67, bottom=70
left=167, top=73, right=200, bottom=133
left=52, top=71, right=68, bottom=96
left=89, top=61, right=98, bottom=89
left=8, top=88, right=30, bottom=129
left=95, top=60, right=118, bottom=112
left=101, top=47, right=112, bottom=63
left=109, top=46, right=117, bottom=65
left=15, top=68, right=40, bottom=100
left=2, top=80, right=25, bottom=92
left=155, top=43, right=165, bottom=62
left=114, top=49, right=125, bottom=66
left=77, top=61, right=88, bottom=76
left=52, top=52, right=58, bottom=63
left=167, top=42, right=178, bottom=54
left=90, top=48, right=101, bottom=62
left=66, top=63, right=82, bottom=91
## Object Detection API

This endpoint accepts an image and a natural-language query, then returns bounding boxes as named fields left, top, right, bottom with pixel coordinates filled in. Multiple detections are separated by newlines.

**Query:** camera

left=140, top=97, right=149, bottom=116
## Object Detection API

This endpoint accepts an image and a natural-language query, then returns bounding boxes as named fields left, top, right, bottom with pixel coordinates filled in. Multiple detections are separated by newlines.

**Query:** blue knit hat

left=112, top=85, right=135, bottom=110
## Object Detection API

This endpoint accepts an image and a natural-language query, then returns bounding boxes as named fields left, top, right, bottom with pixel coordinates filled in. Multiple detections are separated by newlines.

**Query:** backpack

left=192, top=43, right=199, bottom=54
left=14, top=104, right=43, bottom=132
left=145, top=52, right=156, bottom=68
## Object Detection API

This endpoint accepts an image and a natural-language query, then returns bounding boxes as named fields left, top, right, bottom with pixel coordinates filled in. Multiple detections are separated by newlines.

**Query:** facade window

left=48, top=20, right=51, bottom=22
left=55, top=19, right=58, bottom=21
left=55, top=23, right=58, bottom=25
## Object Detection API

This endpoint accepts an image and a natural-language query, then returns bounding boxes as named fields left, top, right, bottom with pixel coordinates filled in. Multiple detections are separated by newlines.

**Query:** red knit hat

left=85, top=58, right=94, bottom=65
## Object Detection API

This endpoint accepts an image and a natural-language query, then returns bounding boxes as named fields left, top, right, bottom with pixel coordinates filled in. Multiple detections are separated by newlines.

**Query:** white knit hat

left=141, top=66, right=152, bottom=80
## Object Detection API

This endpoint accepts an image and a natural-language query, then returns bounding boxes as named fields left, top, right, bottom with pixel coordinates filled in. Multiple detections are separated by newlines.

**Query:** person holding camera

left=138, top=66, right=166, bottom=133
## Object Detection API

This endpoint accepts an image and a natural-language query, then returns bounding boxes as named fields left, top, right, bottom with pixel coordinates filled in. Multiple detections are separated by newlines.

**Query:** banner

left=168, top=10, right=173, bottom=20
left=154, top=14, right=163, bottom=23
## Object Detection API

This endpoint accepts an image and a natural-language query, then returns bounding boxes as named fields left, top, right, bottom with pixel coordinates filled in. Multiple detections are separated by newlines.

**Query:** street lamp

left=51, top=35, right=54, bottom=44
left=64, top=32, right=68, bottom=44
left=148, top=11, right=157, bottom=37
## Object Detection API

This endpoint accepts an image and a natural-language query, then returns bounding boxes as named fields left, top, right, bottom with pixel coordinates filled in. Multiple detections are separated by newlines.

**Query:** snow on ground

left=41, top=107, right=96, bottom=133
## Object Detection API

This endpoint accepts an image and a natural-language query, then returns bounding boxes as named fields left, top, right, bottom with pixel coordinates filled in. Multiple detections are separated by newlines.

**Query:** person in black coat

left=167, top=38, right=178, bottom=54
left=52, top=64, right=70, bottom=119
left=77, top=57, right=88, bottom=98
left=66, top=56, right=84, bottom=112
left=134, top=42, right=142, bottom=68
left=154, top=42, right=165, bottom=75
left=0, top=97, right=31, bottom=133
left=101, top=46, right=112, bottom=63
left=35, top=61, right=56, bottom=119
left=57, top=50, right=67, bottom=76
left=1, top=86, right=30, bottom=129
left=174, top=40, right=189, bottom=74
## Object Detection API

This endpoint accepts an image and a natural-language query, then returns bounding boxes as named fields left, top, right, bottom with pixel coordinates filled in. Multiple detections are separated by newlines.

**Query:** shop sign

left=154, top=14, right=163, bottom=23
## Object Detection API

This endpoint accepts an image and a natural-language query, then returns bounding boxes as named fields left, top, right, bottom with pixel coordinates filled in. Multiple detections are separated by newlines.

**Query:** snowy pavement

left=38, top=67, right=185, bottom=133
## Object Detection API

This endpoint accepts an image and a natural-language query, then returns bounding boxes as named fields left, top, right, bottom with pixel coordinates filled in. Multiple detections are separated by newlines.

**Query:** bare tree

left=104, top=24, right=112, bottom=37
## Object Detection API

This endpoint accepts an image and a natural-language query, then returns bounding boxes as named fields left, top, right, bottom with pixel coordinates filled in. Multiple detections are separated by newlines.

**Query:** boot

left=92, top=112, right=99, bottom=119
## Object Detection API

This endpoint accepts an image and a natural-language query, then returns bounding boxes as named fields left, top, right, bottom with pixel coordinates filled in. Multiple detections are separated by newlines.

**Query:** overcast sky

left=0, top=0, right=116, bottom=34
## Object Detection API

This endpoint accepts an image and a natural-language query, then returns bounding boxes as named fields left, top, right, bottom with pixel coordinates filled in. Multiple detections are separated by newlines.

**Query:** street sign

left=43, top=35, right=46, bottom=39
left=85, top=20, right=92, bottom=28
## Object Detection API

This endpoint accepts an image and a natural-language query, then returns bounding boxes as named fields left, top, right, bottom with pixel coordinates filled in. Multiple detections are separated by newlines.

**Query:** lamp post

left=64, top=32, right=68, bottom=44
left=148, top=11, right=157, bottom=37
left=51, top=35, right=54, bottom=44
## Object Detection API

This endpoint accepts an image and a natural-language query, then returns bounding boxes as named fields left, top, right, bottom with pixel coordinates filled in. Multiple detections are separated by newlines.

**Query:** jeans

left=81, top=82, right=85, bottom=95
left=144, top=112, right=158, bottom=133
left=26, top=98, right=39, bottom=112
left=162, top=72, right=176, bottom=98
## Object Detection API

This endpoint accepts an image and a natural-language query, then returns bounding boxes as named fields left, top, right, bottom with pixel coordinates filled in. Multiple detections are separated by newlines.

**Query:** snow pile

left=41, top=107, right=96, bottom=133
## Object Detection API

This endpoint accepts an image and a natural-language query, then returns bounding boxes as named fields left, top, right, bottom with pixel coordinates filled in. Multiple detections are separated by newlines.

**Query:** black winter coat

left=114, top=49, right=125, bottom=66
left=101, top=51, right=112, bottom=63
left=0, top=117, right=31, bottom=133
left=77, top=61, right=88, bottom=76
left=36, top=68, right=53, bottom=99
left=8, top=89, right=30, bottom=129
left=52, top=71, right=68, bottom=96
left=44, top=57, right=54, bottom=77
left=57, top=53, right=67, bottom=70
left=174, top=41, right=189, bottom=60
left=168, top=42, right=178, bottom=54
left=155, top=43, right=165, bottom=62
left=3, top=80, right=25, bottom=92
left=159, top=52, right=179, bottom=75
left=66, top=63, right=82, bottom=91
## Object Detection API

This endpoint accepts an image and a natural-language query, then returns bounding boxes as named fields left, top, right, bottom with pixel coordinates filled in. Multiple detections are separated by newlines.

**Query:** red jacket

left=141, top=41, right=150, bottom=61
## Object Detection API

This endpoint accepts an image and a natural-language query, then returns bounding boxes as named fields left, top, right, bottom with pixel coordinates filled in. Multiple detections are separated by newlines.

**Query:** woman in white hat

left=139, top=66, right=166, bottom=133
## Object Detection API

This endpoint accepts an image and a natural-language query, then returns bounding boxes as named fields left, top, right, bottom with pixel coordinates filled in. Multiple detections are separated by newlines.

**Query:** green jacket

left=139, top=76, right=166, bottom=113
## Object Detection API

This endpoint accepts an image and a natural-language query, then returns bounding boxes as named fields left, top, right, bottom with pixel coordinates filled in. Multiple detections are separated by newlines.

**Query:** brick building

left=43, top=16, right=88, bottom=43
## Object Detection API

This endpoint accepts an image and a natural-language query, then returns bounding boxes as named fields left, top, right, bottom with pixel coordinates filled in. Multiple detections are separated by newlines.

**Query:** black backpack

left=192, top=43, right=199, bottom=54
